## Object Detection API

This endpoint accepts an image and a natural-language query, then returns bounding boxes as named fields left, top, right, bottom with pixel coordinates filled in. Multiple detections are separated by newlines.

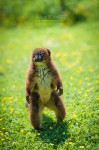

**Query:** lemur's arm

left=48, top=61, right=63, bottom=96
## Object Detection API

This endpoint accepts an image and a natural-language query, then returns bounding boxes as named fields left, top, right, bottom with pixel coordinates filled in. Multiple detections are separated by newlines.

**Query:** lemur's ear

left=47, top=49, right=51, bottom=56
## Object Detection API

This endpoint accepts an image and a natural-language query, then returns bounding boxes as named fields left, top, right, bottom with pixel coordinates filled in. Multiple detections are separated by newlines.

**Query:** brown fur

left=25, top=48, right=66, bottom=130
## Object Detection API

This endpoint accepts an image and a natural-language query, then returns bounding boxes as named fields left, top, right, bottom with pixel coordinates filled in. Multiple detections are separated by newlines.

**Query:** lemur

left=25, top=48, right=66, bottom=130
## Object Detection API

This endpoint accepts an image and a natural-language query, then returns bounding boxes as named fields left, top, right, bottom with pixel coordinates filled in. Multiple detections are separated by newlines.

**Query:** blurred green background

left=0, top=0, right=99, bottom=27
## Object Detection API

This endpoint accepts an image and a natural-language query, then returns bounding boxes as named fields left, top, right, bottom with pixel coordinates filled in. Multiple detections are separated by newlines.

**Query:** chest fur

left=35, top=65, right=52, bottom=103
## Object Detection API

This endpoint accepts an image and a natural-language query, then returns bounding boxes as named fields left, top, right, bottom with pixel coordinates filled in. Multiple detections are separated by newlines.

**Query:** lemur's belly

left=38, top=82, right=52, bottom=104
left=35, top=65, right=52, bottom=104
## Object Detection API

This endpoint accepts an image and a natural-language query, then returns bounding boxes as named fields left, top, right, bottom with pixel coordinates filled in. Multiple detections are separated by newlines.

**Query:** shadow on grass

left=32, top=114, right=70, bottom=149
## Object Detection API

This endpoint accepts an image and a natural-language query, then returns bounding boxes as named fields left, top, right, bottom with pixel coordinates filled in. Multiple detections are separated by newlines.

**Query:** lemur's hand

left=26, top=94, right=31, bottom=104
left=57, top=86, right=63, bottom=96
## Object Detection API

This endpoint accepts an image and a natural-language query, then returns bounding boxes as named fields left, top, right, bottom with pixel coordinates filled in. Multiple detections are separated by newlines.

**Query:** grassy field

left=0, top=21, right=99, bottom=150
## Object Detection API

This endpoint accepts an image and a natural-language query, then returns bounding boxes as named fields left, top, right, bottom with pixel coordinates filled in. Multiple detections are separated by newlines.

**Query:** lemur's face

left=32, top=48, right=51, bottom=63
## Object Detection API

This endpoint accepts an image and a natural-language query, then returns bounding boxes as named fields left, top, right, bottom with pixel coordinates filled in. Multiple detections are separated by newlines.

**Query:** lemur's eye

left=40, top=51, right=45, bottom=57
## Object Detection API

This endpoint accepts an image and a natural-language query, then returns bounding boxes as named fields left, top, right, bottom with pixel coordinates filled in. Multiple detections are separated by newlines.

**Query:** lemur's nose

left=38, top=52, right=44, bottom=59
left=38, top=54, right=42, bottom=60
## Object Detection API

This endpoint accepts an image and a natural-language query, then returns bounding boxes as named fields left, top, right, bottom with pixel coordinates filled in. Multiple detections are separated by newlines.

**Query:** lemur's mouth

left=33, top=52, right=45, bottom=62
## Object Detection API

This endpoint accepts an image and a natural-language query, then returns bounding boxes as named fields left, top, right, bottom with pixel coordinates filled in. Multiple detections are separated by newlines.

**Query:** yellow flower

left=84, top=94, right=88, bottom=97
left=10, top=108, right=14, bottom=113
left=0, top=118, right=3, bottom=121
left=77, top=66, right=83, bottom=74
left=65, top=142, right=68, bottom=145
left=86, top=87, right=94, bottom=93
left=85, top=77, right=89, bottom=81
left=56, top=52, right=62, bottom=57
left=37, top=133, right=40, bottom=135
left=2, top=97, right=7, bottom=101
left=0, top=131, right=2, bottom=135
left=13, top=142, right=17, bottom=145
left=79, top=66, right=83, bottom=71
left=27, top=132, right=31, bottom=135
left=50, top=143, right=54, bottom=147
left=5, top=132, right=8, bottom=135
left=86, top=89, right=90, bottom=93
left=0, top=132, right=3, bottom=136
left=96, top=75, right=99, bottom=79
left=50, top=126, right=52, bottom=130
left=79, top=80, right=82, bottom=84
left=8, top=97, right=13, bottom=100
left=96, top=97, right=99, bottom=101
left=68, top=65, right=73, bottom=69
left=69, top=142, right=73, bottom=144
left=9, top=101, right=12, bottom=104
left=72, top=114, right=77, bottom=119
left=2, top=88, right=6, bottom=91
left=20, top=130, right=24, bottom=133
left=79, top=91, right=82, bottom=94
left=12, top=85, right=16, bottom=88
left=89, top=87, right=94, bottom=91
left=6, top=60, right=12, bottom=64
left=80, top=146, right=84, bottom=149
left=63, top=132, right=65, bottom=135
left=3, top=107, right=6, bottom=111
left=95, top=80, right=99, bottom=84
left=1, top=138, right=5, bottom=141
left=70, top=76, right=73, bottom=80
left=68, top=61, right=78, bottom=69
left=2, top=127, right=5, bottom=130
left=15, top=98, right=18, bottom=102
left=89, top=68, right=94, bottom=72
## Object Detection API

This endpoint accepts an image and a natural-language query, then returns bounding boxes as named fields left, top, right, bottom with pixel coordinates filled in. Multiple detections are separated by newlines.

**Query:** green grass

left=0, top=21, right=99, bottom=150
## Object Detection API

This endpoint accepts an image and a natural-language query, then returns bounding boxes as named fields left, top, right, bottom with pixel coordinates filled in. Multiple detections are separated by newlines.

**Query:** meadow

left=0, top=21, right=99, bottom=150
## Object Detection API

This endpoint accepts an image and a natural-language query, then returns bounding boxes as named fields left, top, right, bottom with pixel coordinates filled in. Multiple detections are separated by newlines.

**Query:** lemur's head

left=31, top=48, right=51, bottom=63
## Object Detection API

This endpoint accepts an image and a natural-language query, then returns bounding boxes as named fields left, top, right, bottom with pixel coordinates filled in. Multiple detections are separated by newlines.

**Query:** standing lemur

left=25, top=48, right=66, bottom=130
